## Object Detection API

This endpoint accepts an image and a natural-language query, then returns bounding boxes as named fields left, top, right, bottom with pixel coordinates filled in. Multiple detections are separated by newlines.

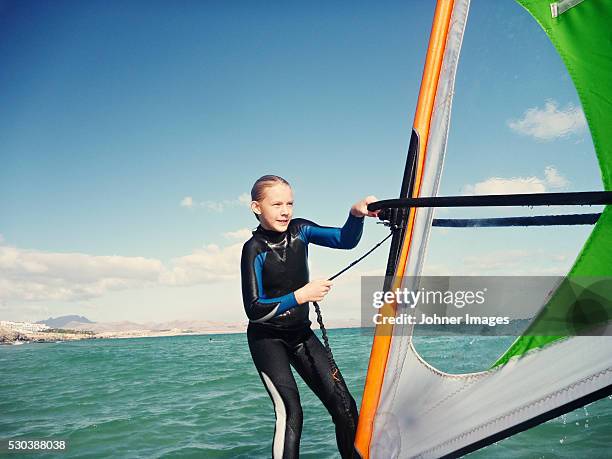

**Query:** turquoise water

left=1, top=329, right=610, bottom=458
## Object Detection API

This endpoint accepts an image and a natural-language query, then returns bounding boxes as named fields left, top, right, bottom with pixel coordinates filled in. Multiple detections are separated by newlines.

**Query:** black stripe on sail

left=440, top=383, right=612, bottom=459
left=432, top=213, right=601, bottom=227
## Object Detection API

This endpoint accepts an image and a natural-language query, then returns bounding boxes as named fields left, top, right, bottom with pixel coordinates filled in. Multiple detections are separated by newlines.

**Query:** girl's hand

left=295, top=279, right=333, bottom=304
left=351, top=195, right=380, bottom=218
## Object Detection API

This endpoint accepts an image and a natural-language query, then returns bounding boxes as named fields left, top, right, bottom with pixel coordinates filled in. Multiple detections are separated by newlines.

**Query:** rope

left=311, top=230, right=393, bottom=433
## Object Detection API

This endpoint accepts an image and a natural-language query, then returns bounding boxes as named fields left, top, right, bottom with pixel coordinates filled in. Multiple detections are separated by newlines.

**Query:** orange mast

left=354, top=2, right=456, bottom=457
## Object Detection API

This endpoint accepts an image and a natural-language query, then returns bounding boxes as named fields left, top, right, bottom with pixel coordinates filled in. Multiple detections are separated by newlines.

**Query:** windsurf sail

left=355, top=0, right=612, bottom=457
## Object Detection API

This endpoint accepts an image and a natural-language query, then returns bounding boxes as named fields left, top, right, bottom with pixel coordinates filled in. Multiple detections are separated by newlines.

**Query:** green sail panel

left=494, top=0, right=612, bottom=367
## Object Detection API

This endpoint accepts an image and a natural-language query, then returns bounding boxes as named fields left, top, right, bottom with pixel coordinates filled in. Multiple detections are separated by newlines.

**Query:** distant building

left=0, top=321, right=50, bottom=332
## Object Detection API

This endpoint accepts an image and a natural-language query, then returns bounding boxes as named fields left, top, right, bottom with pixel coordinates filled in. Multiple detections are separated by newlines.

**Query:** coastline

left=0, top=325, right=246, bottom=345
left=0, top=318, right=364, bottom=345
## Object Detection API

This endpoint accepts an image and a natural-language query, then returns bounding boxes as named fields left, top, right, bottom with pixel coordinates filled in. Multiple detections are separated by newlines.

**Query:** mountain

left=37, top=315, right=95, bottom=328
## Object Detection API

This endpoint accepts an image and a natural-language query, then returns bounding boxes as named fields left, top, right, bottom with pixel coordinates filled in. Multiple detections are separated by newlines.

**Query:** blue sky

left=0, top=0, right=603, bottom=323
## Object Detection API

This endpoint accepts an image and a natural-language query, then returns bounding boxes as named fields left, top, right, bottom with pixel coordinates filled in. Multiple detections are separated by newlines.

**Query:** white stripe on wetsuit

left=261, top=371, right=286, bottom=459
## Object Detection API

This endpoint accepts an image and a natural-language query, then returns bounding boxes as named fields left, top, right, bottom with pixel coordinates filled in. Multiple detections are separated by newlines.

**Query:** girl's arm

left=240, top=243, right=333, bottom=322
left=297, top=213, right=364, bottom=249
left=297, top=195, right=379, bottom=249
left=241, top=244, right=298, bottom=323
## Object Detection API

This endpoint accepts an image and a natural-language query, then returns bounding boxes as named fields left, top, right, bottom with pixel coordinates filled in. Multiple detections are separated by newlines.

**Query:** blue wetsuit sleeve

left=240, top=243, right=299, bottom=322
left=299, top=212, right=364, bottom=249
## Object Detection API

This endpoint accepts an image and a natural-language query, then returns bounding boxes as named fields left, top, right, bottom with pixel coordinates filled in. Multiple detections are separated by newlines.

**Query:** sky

left=0, top=0, right=604, bottom=324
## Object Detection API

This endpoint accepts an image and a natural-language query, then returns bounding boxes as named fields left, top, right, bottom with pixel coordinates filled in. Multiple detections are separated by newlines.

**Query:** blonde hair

left=250, top=175, right=291, bottom=221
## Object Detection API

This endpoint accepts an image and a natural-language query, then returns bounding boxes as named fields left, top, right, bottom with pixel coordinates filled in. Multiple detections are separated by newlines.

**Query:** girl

left=241, top=175, right=378, bottom=459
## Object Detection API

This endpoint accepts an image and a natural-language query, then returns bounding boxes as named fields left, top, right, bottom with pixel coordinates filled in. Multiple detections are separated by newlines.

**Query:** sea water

left=1, top=329, right=610, bottom=458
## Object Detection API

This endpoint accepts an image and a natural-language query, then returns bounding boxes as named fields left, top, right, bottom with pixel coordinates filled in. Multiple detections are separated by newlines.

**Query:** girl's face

left=251, top=183, right=294, bottom=232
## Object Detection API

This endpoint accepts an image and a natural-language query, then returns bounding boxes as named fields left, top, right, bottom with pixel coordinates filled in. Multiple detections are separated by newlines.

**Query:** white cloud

left=462, top=166, right=569, bottom=195
left=0, top=235, right=242, bottom=303
left=223, top=228, right=253, bottom=241
left=201, top=200, right=225, bottom=212
left=160, top=243, right=242, bottom=286
left=180, top=193, right=251, bottom=212
left=0, top=243, right=162, bottom=302
left=508, top=100, right=587, bottom=141
left=424, top=249, right=571, bottom=276
left=462, top=177, right=546, bottom=195
left=180, top=196, right=194, bottom=208
left=238, top=193, right=251, bottom=205
left=462, top=249, right=572, bottom=275
left=543, top=165, right=569, bottom=188
left=462, top=249, right=532, bottom=272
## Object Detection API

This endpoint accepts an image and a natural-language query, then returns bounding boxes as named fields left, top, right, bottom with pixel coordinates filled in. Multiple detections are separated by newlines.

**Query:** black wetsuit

left=241, top=213, right=363, bottom=459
